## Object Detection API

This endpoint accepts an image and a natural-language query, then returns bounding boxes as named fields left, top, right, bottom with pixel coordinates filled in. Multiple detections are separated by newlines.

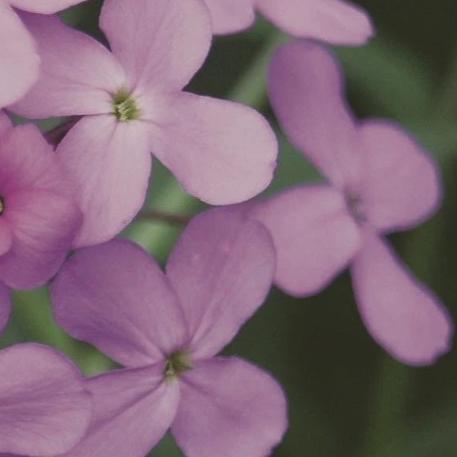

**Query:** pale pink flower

left=13, top=0, right=278, bottom=248
left=252, top=41, right=453, bottom=365
left=0, top=0, right=86, bottom=107
left=204, top=0, right=374, bottom=45
left=50, top=208, right=287, bottom=457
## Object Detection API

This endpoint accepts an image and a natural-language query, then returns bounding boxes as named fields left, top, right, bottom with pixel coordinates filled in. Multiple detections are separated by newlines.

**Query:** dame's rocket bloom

left=50, top=208, right=287, bottom=457
left=252, top=41, right=453, bottom=365
left=13, top=0, right=278, bottom=248
left=0, top=343, right=92, bottom=456
left=203, top=0, right=374, bottom=45
left=0, top=112, right=81, bottom=332
left=0, top=0, right=86, bottom=108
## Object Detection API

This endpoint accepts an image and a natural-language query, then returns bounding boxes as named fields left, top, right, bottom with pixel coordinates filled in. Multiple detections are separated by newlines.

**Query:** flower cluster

left=0, top=0, right=452, bottom=456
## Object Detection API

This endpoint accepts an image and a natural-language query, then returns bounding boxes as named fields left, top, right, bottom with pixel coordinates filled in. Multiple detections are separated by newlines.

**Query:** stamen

left=112, top=88, right=140, bottom=122
left=0, top=197, right=5, bottom=216
left=346, top=192, right=366, bottom=223
left=165, top=350, right=192, bottom=379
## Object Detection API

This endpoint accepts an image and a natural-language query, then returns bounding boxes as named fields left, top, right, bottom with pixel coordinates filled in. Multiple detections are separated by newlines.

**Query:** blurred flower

left=0, top=111, right=81, bottom=331
left=50, top=208, right=287, bottom=457
left=0, top=343, right=92, bottom=456
left=0, top=0, right=86, bottom=108
left=252, top=41, right=453, bottom=365
left=12, top=0, right=278, bottom=248
left=203, top=0, right=374, bottom=45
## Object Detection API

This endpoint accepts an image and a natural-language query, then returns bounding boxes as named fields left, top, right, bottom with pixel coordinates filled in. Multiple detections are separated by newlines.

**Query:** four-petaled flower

left=203, top=0, right=374, bottom=45
left=252, top=41, right=453, bottom=365
left=13, top=0, right=278, bottom=247
left=0, top=111, right=82, bottom=332
left=50, top=208, right=287, bottom=457
left=0, top=0, right=86, bottom=107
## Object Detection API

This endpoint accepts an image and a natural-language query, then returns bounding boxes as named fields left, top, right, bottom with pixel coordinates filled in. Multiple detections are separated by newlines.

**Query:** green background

left=5, top=1, right=457, bottom=455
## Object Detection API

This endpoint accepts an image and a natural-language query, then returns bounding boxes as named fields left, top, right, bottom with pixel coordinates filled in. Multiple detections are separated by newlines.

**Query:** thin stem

left=140, top=210, right=191, bottom=226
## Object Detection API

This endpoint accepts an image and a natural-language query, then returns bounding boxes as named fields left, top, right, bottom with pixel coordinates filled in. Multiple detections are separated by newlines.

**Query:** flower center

left=112, top=88, right=140, bottom=122
left=0, top=197, right=5, bottom=216
left=345, top=192, right=366, bottom=224
left=165, top=350, right=192, bottom=380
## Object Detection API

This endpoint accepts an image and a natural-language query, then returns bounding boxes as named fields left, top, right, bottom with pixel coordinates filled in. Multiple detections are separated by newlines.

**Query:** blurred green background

left=4, top=1, right=457, bottom=456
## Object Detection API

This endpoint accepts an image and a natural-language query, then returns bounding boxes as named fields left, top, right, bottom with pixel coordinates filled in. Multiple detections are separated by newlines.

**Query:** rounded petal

left=57, top=116, right=151, bottom=247
left=0, top=4, right=39, bottom=107
left=257, top=0, right=374, bottom=45
left=352, top=233, right=453, bottom=366
left=0, top=190, right=81, bottom=289
left=0, top=282, right=11, bottom=333
left=61, top=367, right=180, bottom=457
left=252, top=185, right=361, bottom=296
left=150, top=93, right=277, bottom=205
left=0, top=223, right=13, bottom=257
left=11, top=13, right=125, bottom=118
left=166, top=207, right=275, bottom=359
left=172, top=356, right=287, bottom=457
left=204, top=0, right=255, bottom=34
left=9, top=0, right=87, bottom=13
left=100, top=0, right=211, bottom=92
left=268, top=40, right=362, bottom=188
left=51, top=238, right=188, bottom=367
left=0, top=343, right=91, bottom=456
left=358, top=120, right=442, bottom=232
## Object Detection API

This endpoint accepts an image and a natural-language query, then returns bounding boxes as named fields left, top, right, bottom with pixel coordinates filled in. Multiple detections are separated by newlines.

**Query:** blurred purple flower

left=203, top=0, right=374, bottom=45
left=0, top=112, right=81, bottom=330
left=0, top=0, right=86, bottom=107
left=50, top=208, right=287, bottom=457
left=252, top=41, right=453, bottom=365
left=12, top=0, right=278, bottom=248
left=0, top=343, right=91, bottom=456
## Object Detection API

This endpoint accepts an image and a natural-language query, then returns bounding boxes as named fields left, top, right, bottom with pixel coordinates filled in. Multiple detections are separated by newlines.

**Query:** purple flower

left=0, top=343, right=92, bottom=456
left=0, top=112, right=81, bottom=330
left=12, top=0, right=278, bottom=248
left=50, top=208, right=287, bottom=457
left=0, top=0, right=86, bottom=107
left=203, top=0, right=374, bottom=45
left=252, top=41, right=453, bottom=365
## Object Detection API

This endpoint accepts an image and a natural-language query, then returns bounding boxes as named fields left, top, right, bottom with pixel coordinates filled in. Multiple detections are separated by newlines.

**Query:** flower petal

left=357, top=120, right=442, bottom=232
left=252, top=185, right=361, bottom=296
left=0, top=343, right=91, bottom=456
left=51, top=238, right=188, bottom=367
left=0, top=190, right=81, bottom=289
left=0, top=4, right=39, bottom=107
left=100, top=0, right=211, bottom=92
left=352, top=232, right=453, bottom=365
left=166, top=207, right=275, bottom=359
left=61, top=366, right=179, bottom=457
left=172, top=356, right=287, bottom=457
left=9, top=0, right=87, bottom=14
left=204, top=0, right=255, bottom=34
left=0, top=111, right=13, bottom=136
left=57, top=116, right=151, bottom=247
left=0, top=223, right=13, bottom=257
left=12, top=13, right=125, bottom=118
left=0, top=282, right=11, bottom=333
left=150, top=92, right=277, bottom=205
left=268, top=40, right=361, bottom=188
left=257, top=0, right=374, bottom=45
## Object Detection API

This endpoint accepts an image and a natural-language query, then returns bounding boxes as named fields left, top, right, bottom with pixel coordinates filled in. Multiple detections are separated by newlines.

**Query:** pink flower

left=204, top=0, right=374, bottom=45
left=50, top=208, right=287, bottom=457
left=0, top=0, right=86, bottom=107
left=252, top=41, right=453, bottom=365
left=12, top=0, right=278, bottom=248
left=0, top=343, right=92, bottom=456
left=0, top=111, right=82, bottom=331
